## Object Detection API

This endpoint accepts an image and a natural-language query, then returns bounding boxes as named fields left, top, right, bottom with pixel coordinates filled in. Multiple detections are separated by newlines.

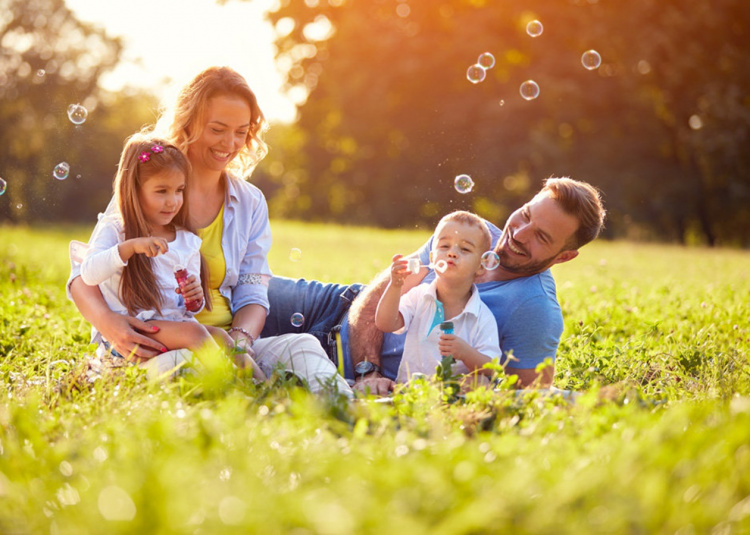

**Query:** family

left=67, top=66, right=606, bottom=398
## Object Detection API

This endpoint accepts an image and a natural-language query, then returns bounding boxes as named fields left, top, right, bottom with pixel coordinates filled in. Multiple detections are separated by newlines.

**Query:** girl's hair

left=115, top=133, right=211, bottom=316
left=159, top=66, right=269, bottom=178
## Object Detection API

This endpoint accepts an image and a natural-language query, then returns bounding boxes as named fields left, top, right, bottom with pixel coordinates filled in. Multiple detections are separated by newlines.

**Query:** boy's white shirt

left=395, top=278, right=501, bottom=383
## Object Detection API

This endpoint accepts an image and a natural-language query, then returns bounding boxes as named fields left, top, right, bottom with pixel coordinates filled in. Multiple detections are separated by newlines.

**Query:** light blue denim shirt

left=67, top=174, right=273, bottom=315
left=219, top=175, right=273, bottom=314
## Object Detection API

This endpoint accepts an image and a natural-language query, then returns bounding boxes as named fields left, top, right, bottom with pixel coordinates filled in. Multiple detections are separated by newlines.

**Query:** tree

left=260, top=0, right=750, bottom=245
left=0, top=0, right=131, bottom=224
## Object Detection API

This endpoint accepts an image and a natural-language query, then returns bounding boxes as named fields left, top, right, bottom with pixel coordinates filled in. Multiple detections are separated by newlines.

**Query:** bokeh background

left=1, top=0, right=749, bottom=246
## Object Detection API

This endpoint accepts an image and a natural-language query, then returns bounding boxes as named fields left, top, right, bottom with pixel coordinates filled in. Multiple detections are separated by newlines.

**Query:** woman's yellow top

left=194, top=205, right=233, bottom=329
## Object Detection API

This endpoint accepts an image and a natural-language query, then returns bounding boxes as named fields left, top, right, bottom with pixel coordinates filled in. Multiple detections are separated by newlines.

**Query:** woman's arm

left=227, top=303, right=267, bottom=351
left=69, top=277, right=167, bottom=361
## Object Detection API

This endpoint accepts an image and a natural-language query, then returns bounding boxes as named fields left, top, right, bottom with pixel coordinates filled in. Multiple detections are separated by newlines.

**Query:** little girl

left=80, top=133, right=264, bottom=379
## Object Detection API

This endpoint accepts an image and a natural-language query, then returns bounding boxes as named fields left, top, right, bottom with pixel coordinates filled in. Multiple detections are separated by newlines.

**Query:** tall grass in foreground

left=1, top=222, right=750, bottom=534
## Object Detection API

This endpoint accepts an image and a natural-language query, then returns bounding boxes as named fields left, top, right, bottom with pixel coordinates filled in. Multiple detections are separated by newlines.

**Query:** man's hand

left=98, top=312, right=167, bottom=363
left=353, top=372, right=395, bottom=396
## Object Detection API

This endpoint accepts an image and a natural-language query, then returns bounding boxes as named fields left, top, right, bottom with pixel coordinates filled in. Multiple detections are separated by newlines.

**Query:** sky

left=65, top=0, right=298, bottom=123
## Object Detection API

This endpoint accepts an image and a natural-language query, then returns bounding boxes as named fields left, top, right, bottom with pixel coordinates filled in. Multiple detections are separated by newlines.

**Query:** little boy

left=375, top=211, right=501, bottom=384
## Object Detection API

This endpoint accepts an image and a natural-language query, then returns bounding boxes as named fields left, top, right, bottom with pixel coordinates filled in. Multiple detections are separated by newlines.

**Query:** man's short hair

left=539, top=177, right=606, bottom=250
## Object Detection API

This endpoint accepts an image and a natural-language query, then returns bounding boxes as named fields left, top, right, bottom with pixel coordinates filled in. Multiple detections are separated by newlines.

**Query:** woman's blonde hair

left=160, top=66, right=269, bottom=178
left=114, top=133, right=210, bottom=316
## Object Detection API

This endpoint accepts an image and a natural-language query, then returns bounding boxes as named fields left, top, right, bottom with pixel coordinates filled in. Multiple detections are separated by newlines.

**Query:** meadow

left=1, top=222, right=749, bottom=534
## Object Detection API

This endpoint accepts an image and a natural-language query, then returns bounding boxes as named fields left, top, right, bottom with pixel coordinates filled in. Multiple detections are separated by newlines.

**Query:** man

left=260, top=177, right=606, bottom=395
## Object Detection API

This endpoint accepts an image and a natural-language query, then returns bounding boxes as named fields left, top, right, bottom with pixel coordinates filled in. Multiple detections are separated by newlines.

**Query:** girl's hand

left=132, top=237, right=169, bottom=258
left=175, top=273, right=203, bottom=303
left=389, top=254, right=409, bottom=287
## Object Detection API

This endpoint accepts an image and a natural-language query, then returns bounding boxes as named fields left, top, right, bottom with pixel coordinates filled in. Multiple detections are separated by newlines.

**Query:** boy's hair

left=114, top=133, right=209, bottom=316
left=435, top=210, right=492, bottom=253
left=158, top=66, right=269, bottom=178
left=539, top=177, right=606, bottom=250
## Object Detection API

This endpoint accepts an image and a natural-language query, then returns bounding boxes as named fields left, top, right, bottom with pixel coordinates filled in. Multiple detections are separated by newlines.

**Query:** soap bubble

left=477, top=52, right=495, bottom=69
left=581, top=50, right=602, bottom=70
left=53, top=162, right=70, bottom=180
left=466, top=64, right=486, bottom=84
left=434, top=260, right=448, bottom=274
left=454, top=174, right=474, bottom=194
left=0, top=178, right=6, bottom=196
left=526, top=20, right=543, bottom=37
left=520, top=80, right=540, bottom=100
left=481, top=251, right=500, bottom=271
left=289, top=248, right=302, bottom=262
left=67, top=104, right=88, bottom=125
left=499, top=99, right=505, bottom=107
left=290, top=313, right=305, bottom=328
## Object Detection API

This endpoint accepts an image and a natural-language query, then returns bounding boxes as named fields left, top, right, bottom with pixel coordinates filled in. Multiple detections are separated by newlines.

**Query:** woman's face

left=187, top=94, right=252, bottom=178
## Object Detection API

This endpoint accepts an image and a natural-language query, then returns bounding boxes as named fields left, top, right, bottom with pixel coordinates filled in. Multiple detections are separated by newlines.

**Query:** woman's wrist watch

left=354, top=360, right=381, bottom=379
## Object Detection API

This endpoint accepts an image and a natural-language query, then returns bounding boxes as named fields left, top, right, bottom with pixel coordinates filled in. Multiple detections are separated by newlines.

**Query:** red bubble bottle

left=173, top=264, right=202, bottom=312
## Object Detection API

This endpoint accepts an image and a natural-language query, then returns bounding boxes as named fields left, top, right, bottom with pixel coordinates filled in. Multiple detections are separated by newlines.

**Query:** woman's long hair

left=157, top=66, right=269, bottom=178
left=115, top=133, right=210, bottom=316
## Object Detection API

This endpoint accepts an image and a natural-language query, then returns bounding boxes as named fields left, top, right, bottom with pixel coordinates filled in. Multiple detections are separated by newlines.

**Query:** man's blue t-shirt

left=340, top=221, right=563, bottom=380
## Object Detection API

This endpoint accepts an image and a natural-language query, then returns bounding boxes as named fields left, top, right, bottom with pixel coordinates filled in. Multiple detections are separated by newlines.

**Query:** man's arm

left=505, top=365, right=554, bottom=388
left=348, top=253, right=427, bottom=396
left=348, top=256, right=426, bottom=369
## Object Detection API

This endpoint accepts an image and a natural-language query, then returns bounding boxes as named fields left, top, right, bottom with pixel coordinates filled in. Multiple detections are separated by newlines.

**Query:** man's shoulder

left=477, top=270, right=558, bottom=310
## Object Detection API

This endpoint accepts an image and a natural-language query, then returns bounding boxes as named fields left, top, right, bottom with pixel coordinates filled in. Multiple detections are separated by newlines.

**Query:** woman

left=69, top=66, right=351, bottom=396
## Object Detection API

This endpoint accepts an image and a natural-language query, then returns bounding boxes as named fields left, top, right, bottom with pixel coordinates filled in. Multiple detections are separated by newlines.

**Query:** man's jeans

left=261, top=276, right=364, bottom=380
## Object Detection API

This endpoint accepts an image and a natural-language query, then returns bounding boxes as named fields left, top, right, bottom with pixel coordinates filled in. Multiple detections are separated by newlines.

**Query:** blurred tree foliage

left=0, top=0, right=159, bottom=225
left=256, top=0, right=750, bottom=246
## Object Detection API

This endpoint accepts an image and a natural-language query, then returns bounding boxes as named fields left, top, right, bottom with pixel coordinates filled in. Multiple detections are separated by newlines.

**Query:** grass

left=1, top=222, right=750, bottom=534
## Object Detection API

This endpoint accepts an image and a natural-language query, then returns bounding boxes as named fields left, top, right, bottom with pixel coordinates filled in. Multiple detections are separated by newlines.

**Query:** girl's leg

left=253, top=333, right=353, bottom=398
left=146, top=320, right=220, bottom=352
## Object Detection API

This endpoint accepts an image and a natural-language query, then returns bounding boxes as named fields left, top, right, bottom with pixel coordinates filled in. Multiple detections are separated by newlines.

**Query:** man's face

left=495, top=192, right=580, bottom=277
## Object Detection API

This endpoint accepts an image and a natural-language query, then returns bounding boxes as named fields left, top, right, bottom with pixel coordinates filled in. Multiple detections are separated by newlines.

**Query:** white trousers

left=253, top=333, right=353, bottom=397
left=137, top=333, right=353, bottom=398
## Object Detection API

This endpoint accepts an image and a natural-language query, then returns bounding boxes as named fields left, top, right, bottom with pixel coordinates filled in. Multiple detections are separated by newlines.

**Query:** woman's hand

left=97, top=310, right=167, bottom=362
left=232, top=350, right=267, bottom=382
left=70, top=276, right=167, bottom=362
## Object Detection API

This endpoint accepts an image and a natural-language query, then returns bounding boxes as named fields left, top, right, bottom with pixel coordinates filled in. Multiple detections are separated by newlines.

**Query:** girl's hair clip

left=138, top=144, right=164, bottom=163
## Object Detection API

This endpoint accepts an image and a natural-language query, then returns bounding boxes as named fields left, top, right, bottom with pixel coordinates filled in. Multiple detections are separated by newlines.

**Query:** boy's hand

left=389, top=254, right=409, bottom=287
left=175, top=273, right=203, bottom=304
left=132, top=237, right=169, bottom=258
left=438, top=333, right=472, bottom=363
